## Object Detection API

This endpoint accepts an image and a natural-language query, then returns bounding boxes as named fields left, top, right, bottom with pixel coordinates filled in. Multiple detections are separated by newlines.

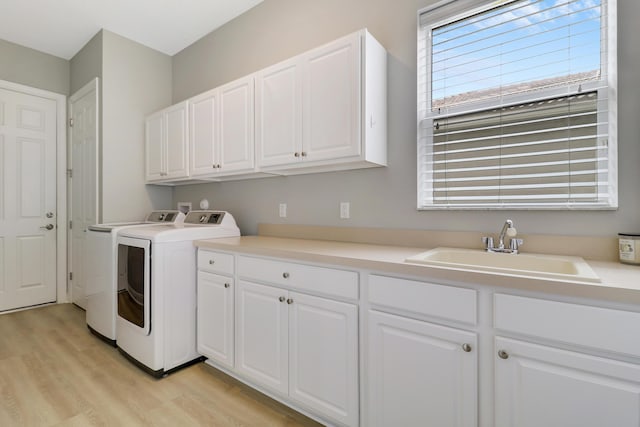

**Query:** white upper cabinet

left=303, top=32, right=360, bottom=162
left=147, top=29, right=387, bottom=184
left=257, top=29, right=387, bottom=174
left=145, top=100, right=189, bottom=182
left=189, top=89, right=218, bottom=177
left=145, top=111, right=164, bottom=181
left=256, top=57, right=303, bottom=167
left=219, top=76, right=255, bottom=173
left=190, top=76, right=255, bottom=178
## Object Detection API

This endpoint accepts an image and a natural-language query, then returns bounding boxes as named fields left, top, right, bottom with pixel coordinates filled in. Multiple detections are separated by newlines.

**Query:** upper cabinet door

left=303, top=32, right=361, bottom=162
left=164, top=101, right=189, bottom=179
left=145, top=111, right=164, bottom=182
left=219, top=76, right=255, bottom=173
left=256, top=58, right=303, bottom=168
left=190, top=89, right=219, bottom=177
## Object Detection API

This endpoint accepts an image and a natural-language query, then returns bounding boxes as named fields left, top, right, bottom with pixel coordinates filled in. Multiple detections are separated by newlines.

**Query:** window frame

left=416, top=0, right=618, bottom=210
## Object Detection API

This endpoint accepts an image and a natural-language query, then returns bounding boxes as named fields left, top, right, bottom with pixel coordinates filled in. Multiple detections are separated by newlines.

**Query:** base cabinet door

left=236, top=280, right=289, bottom=395
left=289, top=292, right=358, bottom=427
left=368, top=310, right=477, bottom=427
left=197, top=271, right=234, bottom=369
left=495, top=337, right=640, bottom=427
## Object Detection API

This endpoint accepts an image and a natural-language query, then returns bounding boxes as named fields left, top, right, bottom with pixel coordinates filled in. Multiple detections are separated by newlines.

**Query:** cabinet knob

left=294, top=152, right=300, bottom=158
left=462, top=343, right=472, bottom=353
left=216, top=164, right=221, bottom=169
left=279, top=296, right=286, bottom=302
left=224, top=283, right=230, bottom=288
left=498, top=350, right=509, bottom=360
left=301, top=152, right=307, bottom=157
left=287, top=298, right=293, bottom=305
left=209, top=259, right=215, bottom=265
left=282, top=272, right=290, bottom=279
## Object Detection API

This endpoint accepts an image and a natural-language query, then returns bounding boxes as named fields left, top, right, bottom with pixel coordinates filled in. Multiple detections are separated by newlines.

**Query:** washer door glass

left=117, top=237, right=151, bottom=335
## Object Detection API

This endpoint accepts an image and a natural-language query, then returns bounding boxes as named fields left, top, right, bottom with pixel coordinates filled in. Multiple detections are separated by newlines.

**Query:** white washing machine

left=85, top=210, right=185, bottom=345
left=115, top=210, right=240, bottom=377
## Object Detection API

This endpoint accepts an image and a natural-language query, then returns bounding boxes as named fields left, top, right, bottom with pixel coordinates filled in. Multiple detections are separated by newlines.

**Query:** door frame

left=68, top=78, right=100, bottom=307
left=0, top=79, right=68, bottom=303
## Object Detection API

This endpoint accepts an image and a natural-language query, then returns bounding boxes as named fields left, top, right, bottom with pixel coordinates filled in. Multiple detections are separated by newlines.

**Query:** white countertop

left=196, top=236, right=640, bottom=304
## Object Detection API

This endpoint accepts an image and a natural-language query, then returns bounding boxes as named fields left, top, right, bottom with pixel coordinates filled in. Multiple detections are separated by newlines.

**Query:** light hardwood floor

left=0, top=303, right=323, bottom=426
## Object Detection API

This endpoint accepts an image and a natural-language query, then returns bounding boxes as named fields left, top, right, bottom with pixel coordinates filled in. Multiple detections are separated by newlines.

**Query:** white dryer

left=115, top=210, right=240, bottom=377
left=85, top=210, right=185, bottom=345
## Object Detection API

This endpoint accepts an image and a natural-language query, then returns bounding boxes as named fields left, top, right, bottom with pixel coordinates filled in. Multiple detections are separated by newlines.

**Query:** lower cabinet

left=495, top=337, right=640, bottom=427
left=236, top=280, right=359, bottom=427
left=196, top=271, right=234, bottom=369
left=368, top=310, right=478, bottom=427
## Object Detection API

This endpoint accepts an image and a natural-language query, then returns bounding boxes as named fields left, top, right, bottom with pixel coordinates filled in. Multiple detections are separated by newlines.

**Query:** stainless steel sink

left=405, top=247, right=601, bottom=283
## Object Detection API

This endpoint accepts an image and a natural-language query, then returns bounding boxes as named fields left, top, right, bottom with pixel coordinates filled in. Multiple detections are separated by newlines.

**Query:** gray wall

left=69, top=30, right=174, bottom=223
left=69, top=31, right=103, bottom=95
left=101, top=31, right=173, bottom=222
left=167, top=0, right=638, bottom=237
left=0, top=38, right=69, bottom=95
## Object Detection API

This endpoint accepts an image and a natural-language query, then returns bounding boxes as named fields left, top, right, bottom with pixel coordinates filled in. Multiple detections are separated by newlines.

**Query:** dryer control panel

left=184, top=210, right=227, bottom=225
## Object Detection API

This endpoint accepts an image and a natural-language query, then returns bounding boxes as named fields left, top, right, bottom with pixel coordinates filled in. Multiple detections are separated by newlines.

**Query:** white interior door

left=0, top=87, right=57, bottom=311
left=69, top=79, right=99, bottom=310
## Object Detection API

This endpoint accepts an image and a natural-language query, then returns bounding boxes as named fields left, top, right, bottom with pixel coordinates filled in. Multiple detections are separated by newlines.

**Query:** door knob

left=40, top=224, right=54, bottom=231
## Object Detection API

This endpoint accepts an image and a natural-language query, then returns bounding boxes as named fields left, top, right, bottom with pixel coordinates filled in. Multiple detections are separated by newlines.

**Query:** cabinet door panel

left=219, top=77, right=255, bottom=173
left=197, top=271, right=233, bottom=368
left=495, top=337, right=640, bottom=427
left=145, top=112, right=164, bottom=181
left=164, top=101, right=189, bottom=179
left=190, top=90, right=218, bottom=176
left=303, top=33, right=361, bottom=161
left=289, top=292, right=358, bottom=427
left=368, top=310, right=477, bottom=427
left=236, top=280, right=288, bottom=394
left=256, top=59, right=302, bottom=167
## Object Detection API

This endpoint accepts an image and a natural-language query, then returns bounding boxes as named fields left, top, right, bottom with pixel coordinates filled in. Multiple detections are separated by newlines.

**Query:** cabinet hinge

left=69, top=118, right=74, bottom=127
left=67, top=169, right=73, bottom=178
left=69, top=220, right=72, bottom=229
left=69, top=272, right=73, bottom=281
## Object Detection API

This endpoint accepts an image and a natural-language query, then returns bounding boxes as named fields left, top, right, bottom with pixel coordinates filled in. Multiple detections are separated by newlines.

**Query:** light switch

left=340, top=202, right=350, bottom=219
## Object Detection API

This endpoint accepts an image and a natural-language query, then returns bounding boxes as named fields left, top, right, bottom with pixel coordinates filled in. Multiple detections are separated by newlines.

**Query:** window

left=417, top=0, right=617, bottom=209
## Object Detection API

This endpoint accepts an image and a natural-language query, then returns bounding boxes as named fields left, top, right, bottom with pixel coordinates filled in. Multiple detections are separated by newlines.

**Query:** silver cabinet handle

left=498, top=350, right=509, bottom=360
left=279, top=296, right=286, bottom=302
left=40, top=224, right=54, bottom=231
left=282, top=272, right=290, bottom=279
left=287, top=298, right=293, bottom=305
left=209, top=260, right=215, bottom=265
left=224, top=283, right=230, bottom=288
left=462, top=343, right=472, bottom=353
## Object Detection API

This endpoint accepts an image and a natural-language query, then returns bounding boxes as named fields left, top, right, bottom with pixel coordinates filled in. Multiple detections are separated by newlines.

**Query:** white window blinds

left=417, top=0, right=617, bottom=209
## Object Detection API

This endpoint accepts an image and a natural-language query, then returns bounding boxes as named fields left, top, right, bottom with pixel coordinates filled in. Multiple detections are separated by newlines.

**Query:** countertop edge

left=195, top=236, right=640, bottom=304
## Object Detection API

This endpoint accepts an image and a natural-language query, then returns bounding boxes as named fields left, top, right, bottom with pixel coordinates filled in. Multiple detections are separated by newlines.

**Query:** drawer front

left=495, top=293, right=640, bottom=358
left=237, top=256, right=358, bottom=300
left=198, top=250, right=234, bottom=275
left=369, top=275, right=477, bottom=325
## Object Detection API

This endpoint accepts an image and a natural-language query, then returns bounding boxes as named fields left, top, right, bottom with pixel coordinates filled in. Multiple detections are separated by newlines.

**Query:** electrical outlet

left=340, top=202, right=350, bottom=219
left=279, top=203, right=287, bottom=218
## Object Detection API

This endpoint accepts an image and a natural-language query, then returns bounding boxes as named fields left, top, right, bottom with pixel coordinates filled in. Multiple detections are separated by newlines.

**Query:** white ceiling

left=0, top=0, right=263, bottom=60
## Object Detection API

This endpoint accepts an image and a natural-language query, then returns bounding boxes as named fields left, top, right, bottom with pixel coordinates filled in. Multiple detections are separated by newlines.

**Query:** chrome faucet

left=482, top=219, right=523, bottom=254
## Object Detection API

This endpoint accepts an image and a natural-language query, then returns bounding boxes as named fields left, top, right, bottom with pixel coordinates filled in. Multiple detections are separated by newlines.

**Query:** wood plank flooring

left=0, top=303, right=323, bottom=427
